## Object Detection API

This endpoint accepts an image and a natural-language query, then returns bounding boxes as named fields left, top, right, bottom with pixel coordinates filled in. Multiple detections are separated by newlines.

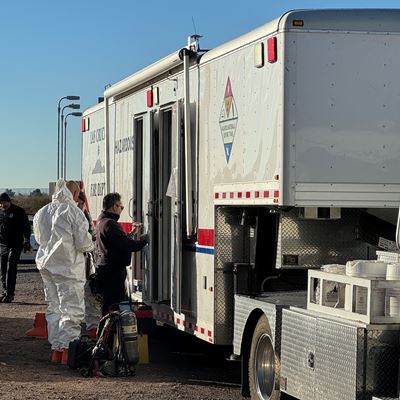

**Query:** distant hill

left=0, top=188, right=49, bottom=195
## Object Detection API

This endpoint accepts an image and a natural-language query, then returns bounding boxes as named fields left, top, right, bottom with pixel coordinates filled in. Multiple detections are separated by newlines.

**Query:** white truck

left=82, top=9, right=400, bottom=400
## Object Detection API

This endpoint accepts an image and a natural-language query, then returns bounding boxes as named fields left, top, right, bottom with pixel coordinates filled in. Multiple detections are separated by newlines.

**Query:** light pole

left=57, top=96, right=80, bottom=179
left=60, top=103, right=80, bottom=178
left=63, top=112, right=83, bottom=178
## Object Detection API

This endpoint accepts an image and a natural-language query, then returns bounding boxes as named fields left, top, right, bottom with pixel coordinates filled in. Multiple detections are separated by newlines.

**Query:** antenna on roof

left=187, top=17, right=209, bottom=53
left=191, top=16, right=198, bottom=35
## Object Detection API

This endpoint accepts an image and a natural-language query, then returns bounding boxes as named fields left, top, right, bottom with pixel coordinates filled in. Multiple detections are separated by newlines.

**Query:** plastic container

left=386, top=263, right=400, bottom=280
left=321, top=264, right=346, bottom=274
left=345, top=260, right=387, bottom=278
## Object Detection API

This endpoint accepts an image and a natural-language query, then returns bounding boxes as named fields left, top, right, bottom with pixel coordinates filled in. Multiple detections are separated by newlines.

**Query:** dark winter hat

left=0, top=193, right=11, bottom=202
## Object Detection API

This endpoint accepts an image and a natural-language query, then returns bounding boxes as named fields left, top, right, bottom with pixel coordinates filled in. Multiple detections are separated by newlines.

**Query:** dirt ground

left=0, top=265, right=243, bottom=400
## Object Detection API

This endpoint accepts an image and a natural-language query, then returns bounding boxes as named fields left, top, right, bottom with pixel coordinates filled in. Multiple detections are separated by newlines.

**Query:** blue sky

left=1, top=0, right=399, bottom=188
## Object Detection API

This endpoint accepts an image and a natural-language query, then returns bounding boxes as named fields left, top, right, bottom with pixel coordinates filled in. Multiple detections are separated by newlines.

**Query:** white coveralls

left=33, top=181, right=94, bottom=350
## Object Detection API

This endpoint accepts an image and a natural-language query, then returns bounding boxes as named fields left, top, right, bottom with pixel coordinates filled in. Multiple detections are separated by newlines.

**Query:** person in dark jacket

left=0, top=192, right=31, bottom=303
left=96, top=192, right=148, bottom=315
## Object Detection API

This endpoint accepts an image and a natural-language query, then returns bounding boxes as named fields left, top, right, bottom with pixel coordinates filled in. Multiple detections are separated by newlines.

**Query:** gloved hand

left=129, top=222, right=143, bottom=236
left=23, top=241, right=32, bottom=253
left=139, top=233, right=149, bottom=244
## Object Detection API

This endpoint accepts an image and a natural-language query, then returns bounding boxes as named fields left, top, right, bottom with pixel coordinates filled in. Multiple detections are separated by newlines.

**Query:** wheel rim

left=254, top=333, right=275, bottom=399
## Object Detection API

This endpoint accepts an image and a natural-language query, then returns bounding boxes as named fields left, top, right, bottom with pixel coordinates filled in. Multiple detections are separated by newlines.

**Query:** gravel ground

left=0, top=264, right=244, bottom=400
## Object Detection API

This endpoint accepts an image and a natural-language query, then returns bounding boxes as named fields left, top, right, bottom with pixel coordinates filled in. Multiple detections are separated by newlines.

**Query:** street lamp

left=57, top=96, right=80, bottom=179
left=63, top=112, right=83, bottom=178
left=60, top=103, right=80, bottom=178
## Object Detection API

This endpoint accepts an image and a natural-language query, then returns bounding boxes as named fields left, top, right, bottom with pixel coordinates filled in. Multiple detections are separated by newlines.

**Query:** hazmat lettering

left=115, top=136, right=134, bottom=154
left=89, top=128, right=105, bottom=144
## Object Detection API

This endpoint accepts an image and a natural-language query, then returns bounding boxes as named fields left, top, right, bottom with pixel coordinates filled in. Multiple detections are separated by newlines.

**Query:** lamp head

left=66, top=95, right=80, bottom=100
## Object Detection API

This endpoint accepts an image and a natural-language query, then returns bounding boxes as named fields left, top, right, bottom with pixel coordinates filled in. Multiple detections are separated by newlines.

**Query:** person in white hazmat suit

left=33, top=180, right=94, bottom=364
left=77, top=190, right=99, bottom=338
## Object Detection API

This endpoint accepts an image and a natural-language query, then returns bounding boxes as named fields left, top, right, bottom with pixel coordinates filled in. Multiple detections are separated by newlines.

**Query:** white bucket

left=386, top=263, right=400, bottom=280
left=385, top=288, right=400, bottom=317
left=346, top=260, right=387, bottom=278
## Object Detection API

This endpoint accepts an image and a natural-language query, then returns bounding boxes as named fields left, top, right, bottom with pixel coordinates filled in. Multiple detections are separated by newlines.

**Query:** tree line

left=3, top=188, right=51, bottom=215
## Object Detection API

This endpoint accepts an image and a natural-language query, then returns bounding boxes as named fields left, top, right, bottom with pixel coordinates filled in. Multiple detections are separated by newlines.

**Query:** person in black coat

left=0, top=192, right=31, bottom=302
left=95, top=192, right=148, bottom=315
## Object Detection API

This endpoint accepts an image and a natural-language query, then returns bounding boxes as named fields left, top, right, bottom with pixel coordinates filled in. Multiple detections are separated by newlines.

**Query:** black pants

left=0, top=244, right=22, bottom=297
left=97, top=264, right=127, bottom=316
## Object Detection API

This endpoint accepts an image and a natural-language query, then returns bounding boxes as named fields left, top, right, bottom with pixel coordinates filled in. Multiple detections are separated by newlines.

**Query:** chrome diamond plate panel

left=280, top=309, right=316, bottom=400
left=315, top=319, right=364, bottom=400
left=214, top=207, right=250, bottom=344
left=280, top=308, right=400, bottom=400
left=233, top=292, right=306, bottom=355
left=276, top=209, right=369, bottom=268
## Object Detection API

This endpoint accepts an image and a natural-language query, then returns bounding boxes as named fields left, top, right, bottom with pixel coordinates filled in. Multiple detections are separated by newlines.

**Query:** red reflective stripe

left=230, top=192, right=234, bottom=199
left=222, top=192, right=226, bottom=199
left=238, top=192, right=242, bottom=198
left=208, top=330, right=212, bottom=337
left=81, top=119, right=86, bottom=132
left=274, top=190, right=279, bottom=198
left=246, top=191, right=251, bottom=198
left=215, top=193, right=219, bottom=199
left=255, top=191, right=260, bottom=198
left=198, top=228, right=214, bottom=246
left=264, top=191, right=269, bottom=198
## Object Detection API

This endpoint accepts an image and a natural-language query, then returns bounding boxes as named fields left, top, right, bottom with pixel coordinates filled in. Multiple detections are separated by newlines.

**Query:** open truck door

left=147, top=101, right=183, bottom=313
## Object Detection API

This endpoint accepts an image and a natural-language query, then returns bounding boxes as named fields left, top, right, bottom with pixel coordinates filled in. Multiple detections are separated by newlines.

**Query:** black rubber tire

left=248, top=314, right=280, bottom=400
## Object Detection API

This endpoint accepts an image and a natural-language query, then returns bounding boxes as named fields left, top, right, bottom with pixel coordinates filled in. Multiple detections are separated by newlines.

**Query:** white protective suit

left=33, top=180, right=94, bottom=350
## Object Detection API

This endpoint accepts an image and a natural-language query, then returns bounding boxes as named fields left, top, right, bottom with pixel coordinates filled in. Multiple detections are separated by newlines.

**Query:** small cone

left=61, top=348, right=69, bottom=365
left=25, top=312, right=48, bottom=338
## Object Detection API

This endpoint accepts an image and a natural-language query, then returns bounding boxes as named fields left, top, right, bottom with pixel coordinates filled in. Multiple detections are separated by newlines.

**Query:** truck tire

left=249, top=314, right=280, bottom=400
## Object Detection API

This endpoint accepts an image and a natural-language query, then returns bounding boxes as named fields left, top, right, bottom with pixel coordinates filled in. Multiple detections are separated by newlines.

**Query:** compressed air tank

left=120, top=310, right=139, bottom=366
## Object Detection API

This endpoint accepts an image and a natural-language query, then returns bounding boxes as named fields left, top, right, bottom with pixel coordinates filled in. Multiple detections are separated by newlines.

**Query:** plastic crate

left=308, top=270, right=400, bottom=324
left=376, top=251, right=400, bottom=264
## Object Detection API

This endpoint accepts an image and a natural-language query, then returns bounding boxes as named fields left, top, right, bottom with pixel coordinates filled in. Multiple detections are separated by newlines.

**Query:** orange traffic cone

left=25, top=312, right=48, bottom=338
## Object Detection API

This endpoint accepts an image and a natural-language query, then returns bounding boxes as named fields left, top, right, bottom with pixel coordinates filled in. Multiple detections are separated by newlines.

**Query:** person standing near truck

left=77, top=191, right=99, bottom=338
left=0, top=192, right=31, bottom=303
left=34, top=180, right=94, bottom=364
left=96, top=192, right=148, bottom=316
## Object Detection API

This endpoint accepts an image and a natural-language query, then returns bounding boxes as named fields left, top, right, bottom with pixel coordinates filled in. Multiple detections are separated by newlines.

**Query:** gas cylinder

left=119, top=310, right=139, bottom=366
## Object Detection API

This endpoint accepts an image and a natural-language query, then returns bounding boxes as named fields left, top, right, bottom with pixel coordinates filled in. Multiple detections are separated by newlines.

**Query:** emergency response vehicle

left=82, top=9, right=400, bottom=400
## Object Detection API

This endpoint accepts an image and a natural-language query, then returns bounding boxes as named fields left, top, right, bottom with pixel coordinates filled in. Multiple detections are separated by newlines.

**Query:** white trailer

left=82, top=9, right=400, bottom=400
